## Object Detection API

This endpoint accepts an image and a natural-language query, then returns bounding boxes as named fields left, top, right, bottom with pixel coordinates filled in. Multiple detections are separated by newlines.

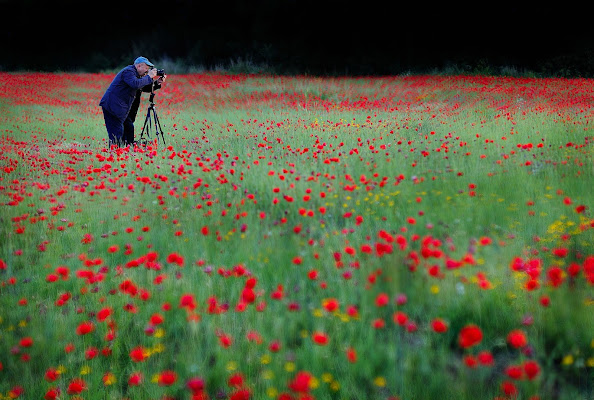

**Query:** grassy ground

left=0, top=72, right=593, bottom=399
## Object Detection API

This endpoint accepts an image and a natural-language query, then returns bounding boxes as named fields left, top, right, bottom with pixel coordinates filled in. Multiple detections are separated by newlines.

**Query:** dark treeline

left=4, top=0, right=593, bottom=77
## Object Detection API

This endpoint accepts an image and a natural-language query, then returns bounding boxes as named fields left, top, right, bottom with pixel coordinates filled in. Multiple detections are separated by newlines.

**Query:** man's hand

left=148, top=68, right=158, bottom=79
left=157, top=75, right=167, bottom=84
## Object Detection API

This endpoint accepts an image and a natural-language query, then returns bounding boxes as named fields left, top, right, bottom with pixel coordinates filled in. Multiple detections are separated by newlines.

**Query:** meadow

left=0, top=72, right=592, bottom=400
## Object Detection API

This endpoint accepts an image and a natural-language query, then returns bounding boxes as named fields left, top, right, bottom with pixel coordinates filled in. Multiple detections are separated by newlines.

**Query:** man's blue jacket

left=99, top=65, right=153, bottom=120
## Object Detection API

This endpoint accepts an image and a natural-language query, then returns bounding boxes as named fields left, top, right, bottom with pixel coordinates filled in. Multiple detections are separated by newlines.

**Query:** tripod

left=138, top=84, right=166, bottom=146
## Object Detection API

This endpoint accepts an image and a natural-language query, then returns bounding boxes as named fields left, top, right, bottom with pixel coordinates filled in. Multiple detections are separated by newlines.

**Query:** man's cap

left=134, top=56, right=154, bottom=67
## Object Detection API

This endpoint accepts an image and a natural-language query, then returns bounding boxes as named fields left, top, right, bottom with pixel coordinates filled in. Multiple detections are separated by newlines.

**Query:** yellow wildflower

left=309, top=376, right=320, bottom=389
left=103, top=372, right=116, bottom=385
left=284, top=362, right=296, bottom=372
left=562, top=354, right=574, bottom=366
left=330, top=380, right=340, bottom=391
left=374, top=376, right=386, bottom=387
left=261, top=354, right=271, bottom=365
left=226, top=361, right=238, bottom=371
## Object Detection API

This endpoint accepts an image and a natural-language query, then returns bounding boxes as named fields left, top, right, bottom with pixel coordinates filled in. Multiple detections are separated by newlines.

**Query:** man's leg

left=123, top=117, right=135, bottom=146
left=102, top=108, right=124, bottom=147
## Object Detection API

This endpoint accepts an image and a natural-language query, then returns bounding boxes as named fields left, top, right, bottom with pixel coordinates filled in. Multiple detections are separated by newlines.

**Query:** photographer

left=99, top=56, right=166, bottom=147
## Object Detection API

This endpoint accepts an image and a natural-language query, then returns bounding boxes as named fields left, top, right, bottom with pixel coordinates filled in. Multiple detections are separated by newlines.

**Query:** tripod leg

left=148, top=109, right=154, bottom=144
left=152, top=107, right=166, bottom=146
left=139, top=107, right=152, bottom=145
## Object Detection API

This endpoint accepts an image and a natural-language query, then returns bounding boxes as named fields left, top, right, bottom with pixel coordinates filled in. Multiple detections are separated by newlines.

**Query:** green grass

left=0, top=72, right=592, bottom=400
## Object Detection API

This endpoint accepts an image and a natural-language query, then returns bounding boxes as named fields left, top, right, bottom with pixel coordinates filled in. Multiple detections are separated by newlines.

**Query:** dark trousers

left=102, top=107, right=135, bottom=146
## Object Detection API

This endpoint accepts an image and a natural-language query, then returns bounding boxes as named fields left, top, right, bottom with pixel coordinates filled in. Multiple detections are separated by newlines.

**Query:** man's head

left=134, top=56, right=154, bottom=76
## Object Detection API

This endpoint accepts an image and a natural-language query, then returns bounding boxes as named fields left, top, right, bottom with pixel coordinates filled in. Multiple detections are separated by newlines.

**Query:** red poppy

left=97, top=307, right=111, bottom=322
left=406, top=321, right=418, bottom=333
left=393, top=311, right=408, bottom=326
left=128, top=372, right=143, bottom=386
left=55, top=266, right=69, bottom=279
left=373, top=318, right=386, bottom=329
left=524, top=360, right=541, bottom=380
left=8, top=386, right=23, bottom=398
left=563, top=196, right=572, bottom=205
left=505, top=364, right=524, bottom=380
left=507, top=329, right=527, bottom=349
left=45, top=367, right=60, bottom=382
left=67, top=378, right=87, bottom=394
left=547, top=267, right=564, bottom=287
left=552, top=247, right=568, bottom=258
left=179, top=293, right=197, bottom=310
left=150, top=313, right=164, bottom=325
left=288, top=371, right=312, bottom=393
left=312, top=331, right=329, bottom=345
left=76, top=321, right=95, bottom=335
left=479, top=236, right=492, bottom=245
left=477, top=350, right=494, bottom=366
left=186, top=376, right=205, bottom=393
left=130, top=346, right=146, bottom=362
left=246, top=330, right=262, bottom=343
left=464, top=355, right=478, bottom=368
left=524, top=278, right=540, bottom=291
left=431, top=318, right=448, bottom=333
left=85, top=346, right=99, bottom=360
left=268, top=340, right=281, bottom=352
left=44, top=387, right=60, bottom=400
left=540, top=295, right=551, bottom=307
left=346, top=346, right=357, bottom=363
left=501, top=381, right=518, bottom=397
left=321, top=298, right=338, bottom=312
left=219, top=334, right=233, bottom=348
left=158, top=370, right=178, bottom=386
left=229, top=388, right=251, bottom=400
left=361, top=244, right=373, bottom=253
left=375, top=292, right=389, bottom=307
left=458, top=324, right=483, bottom=348
left=241, top=287, right=256, bottom=304
left=228, top=372, right=245, bottom=387
left=166, top=252, right=185, bottom=266
left=567, top=262, right=581, bottom=277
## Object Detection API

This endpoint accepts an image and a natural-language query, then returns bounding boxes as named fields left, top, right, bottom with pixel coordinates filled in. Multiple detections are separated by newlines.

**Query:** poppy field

left=0, top=72, right=593, bottom=400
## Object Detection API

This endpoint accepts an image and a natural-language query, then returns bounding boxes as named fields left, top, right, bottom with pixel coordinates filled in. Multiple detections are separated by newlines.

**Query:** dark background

left=4, top=1, right=593, bottom=76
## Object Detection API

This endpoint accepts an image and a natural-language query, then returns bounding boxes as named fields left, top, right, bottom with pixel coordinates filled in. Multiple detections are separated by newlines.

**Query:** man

left=99, top=56, right=165, bottom=147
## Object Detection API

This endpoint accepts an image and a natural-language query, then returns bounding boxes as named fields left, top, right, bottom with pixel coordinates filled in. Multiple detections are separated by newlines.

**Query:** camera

left=157, top=69, right=165, bottom=77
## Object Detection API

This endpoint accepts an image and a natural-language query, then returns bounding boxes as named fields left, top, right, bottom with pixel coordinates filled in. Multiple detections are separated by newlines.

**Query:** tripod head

left=148, top=81, right=158, bottom=104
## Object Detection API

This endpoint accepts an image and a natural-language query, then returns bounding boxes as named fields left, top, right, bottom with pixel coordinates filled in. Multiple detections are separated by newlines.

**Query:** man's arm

left=122, top=68, right=154, bottom=90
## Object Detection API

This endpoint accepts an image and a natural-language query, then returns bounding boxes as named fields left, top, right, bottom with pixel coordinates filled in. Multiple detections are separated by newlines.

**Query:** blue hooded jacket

left=99, top=65, right=154, bottom=120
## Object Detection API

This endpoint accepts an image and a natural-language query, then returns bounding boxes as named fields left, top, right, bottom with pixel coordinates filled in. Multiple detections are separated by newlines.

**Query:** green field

left=0, top=72, right=593, bottom=399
